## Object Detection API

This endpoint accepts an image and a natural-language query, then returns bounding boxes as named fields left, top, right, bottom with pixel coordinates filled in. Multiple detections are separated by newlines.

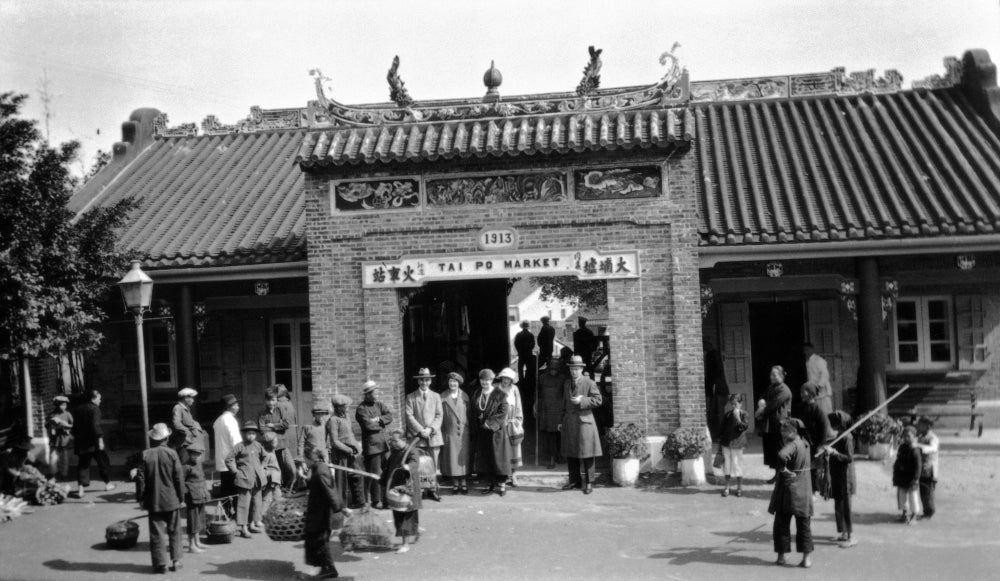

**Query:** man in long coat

left=71, top=389, right=114, bottom=497
left=170, top=387, right=204, bottom=463
left=573, top=317, right=597, bottom=378
left=304, top=448, right=349, bottom=579
left=328, top=394, right=364, bottom=507
left=537, top=316, right=555, bottom=369
left=514, top=321, right=536, bottom=390
left=405, top=368, right=443, bottom=501
left=356, top=380, right=392, bottom=508
left=560, top=355, right=603, bottom=494
left=137, top=423, right=185, bottom=574
left=769, top=418, right=814, bottom=568
left=536, top=356, right=570, bottom=468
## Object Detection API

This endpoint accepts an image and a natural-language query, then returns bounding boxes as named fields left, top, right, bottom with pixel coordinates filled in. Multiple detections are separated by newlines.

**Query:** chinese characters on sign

left=363, top=249, right=640, bottom=288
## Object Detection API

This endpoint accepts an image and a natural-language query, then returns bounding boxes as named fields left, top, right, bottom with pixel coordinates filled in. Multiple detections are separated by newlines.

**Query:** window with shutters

left=955, top=295, right=987, bottom=369
left=149, top=321, right=178, bottom=388
left=891, top=296, right=954, bottom=370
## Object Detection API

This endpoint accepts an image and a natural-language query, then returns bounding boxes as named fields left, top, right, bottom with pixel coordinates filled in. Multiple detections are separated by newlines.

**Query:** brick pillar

left=362, top=287, right=406, bottom=432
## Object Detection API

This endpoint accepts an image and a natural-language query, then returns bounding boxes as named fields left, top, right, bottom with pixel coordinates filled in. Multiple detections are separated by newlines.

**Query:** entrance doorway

left=271, top=318, right=313, bottom=424
left=748, top=301, right=806, bottom=405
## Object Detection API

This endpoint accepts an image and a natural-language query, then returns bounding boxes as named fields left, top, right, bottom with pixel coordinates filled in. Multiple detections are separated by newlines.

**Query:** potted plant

left=662, top=427, right=712, bottom=486
left=604, top=423, right=649, bottom=486
left=855, top=413, right=902, bottom=461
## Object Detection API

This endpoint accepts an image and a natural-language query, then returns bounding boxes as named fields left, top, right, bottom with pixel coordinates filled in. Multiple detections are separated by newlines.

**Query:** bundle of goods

left=415, top=449, right=437, bottom=490
left=12, top=464, right=47, bottom=500
left=33, top=480, right=69, bottom=505
left=105, top=518, right=140, bottom=549
left=206, top=497, right=237, bottom=544
left=262, top=491, right=309, bottom=541
left=339, top=505, right=395, bottom=551
left=0, top=494, right=29, bottom=524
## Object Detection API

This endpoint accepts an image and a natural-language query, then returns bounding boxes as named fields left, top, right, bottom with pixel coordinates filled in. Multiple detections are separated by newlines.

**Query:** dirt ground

left=1, top=435, right=998, bottom=581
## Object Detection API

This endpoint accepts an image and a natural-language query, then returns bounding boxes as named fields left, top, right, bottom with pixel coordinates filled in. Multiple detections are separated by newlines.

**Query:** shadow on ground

left=44, top=559, right=152, bottom=575
left=91, top=541, right=149, bottom=552
left=201, top=559, right=304, bottom=580
left=647, top=546, right=772, bottom=566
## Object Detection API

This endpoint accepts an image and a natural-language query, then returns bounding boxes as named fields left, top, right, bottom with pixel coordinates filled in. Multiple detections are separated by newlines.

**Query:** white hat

left=497, top=367, right=518, bottom=383
left=178, top=387, right=198, bottom=398
left=567, top=355, right=587, bottom=368
left=148, top=423, right=172, bottom=441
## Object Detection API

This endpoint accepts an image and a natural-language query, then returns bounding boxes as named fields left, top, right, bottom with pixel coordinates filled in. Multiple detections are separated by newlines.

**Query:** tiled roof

left=69, top=129, right=307, bottom=269
left=296, top=109, right=696, bottom=167
left=697, top=87, right=1000, bottom=245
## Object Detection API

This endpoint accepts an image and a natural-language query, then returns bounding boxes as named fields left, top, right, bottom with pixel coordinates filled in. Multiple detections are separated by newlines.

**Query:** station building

left=11, top=48, right=999, bottom=453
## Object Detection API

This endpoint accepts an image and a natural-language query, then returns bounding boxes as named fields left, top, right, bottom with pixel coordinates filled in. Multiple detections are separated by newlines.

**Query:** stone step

left=440, top=466, right=605, bottom=489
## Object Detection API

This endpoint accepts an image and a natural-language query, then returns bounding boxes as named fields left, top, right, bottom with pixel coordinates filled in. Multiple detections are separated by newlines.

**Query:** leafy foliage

left=0, top=92, right=137, bottom=362
left=662, top=426, right=712, bottom=460
left=529, top=276, right=607, bottom=310
left=855, top=413, right=903, bottom=445
left=604, top=423, right=649, bottom=459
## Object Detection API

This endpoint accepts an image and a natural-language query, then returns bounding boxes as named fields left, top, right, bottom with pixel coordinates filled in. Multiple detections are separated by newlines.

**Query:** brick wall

left=303, top=150, right=705, bottom=438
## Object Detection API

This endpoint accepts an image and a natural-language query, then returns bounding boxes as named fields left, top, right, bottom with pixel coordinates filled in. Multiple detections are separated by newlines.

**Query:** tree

left=0, top=92, right=136, bottom=370
left=84, top=149, right=111, bottom=182
left=529, top=277, right=608, bottom=311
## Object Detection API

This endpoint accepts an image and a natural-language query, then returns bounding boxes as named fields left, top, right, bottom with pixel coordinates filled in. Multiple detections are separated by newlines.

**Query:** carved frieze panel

left=690, top=78, right=789, bottom=102
left=574, top=166, right=661, bottom=200
left=153, top=114, right=198, bottom=138
left=332, top=178, right=420, bottom=211
left=426, top=172, right=566, bottom=206
left=913, top=56, right=962, bottom=89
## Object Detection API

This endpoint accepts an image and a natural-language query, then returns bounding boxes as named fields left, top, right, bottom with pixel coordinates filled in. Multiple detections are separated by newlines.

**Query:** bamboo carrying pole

left=327, top=463, right=380, bottom=480
left=815, top=383, right=911, bottom=457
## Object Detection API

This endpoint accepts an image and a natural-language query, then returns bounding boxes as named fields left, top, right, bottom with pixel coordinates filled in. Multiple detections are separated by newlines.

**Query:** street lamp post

left=117, top=261, right=154, bottom=448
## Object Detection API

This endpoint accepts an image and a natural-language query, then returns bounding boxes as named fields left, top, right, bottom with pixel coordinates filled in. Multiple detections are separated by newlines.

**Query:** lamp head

left=117, top=261, right=153, bottom=314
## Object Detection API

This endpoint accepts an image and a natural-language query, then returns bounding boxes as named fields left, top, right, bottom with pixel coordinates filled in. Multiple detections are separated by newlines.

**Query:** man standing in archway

left=514, top=321, right=536, bottom=390
left=560, top=356, right=602, bottom=494
left=537, top=316, right=555, bottom=369
left=573, top=317, right=597, bottom=379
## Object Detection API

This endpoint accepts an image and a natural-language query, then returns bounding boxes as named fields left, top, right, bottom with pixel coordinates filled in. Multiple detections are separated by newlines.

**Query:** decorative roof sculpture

left=576, top=46, right=603, bottom=96
left=387, top=56, right=415, bottom=108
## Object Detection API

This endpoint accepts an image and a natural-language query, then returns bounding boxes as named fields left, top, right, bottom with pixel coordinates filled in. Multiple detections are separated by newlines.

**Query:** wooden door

left=718, top=302, right=754, bottom=433
left=807, top=300, right=840, bottom=408
left=271, top=319, right=312, bottom=425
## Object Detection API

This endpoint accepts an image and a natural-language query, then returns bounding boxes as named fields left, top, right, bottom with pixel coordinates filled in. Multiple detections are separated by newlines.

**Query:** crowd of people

left=0, top=330, right=944, bottom=577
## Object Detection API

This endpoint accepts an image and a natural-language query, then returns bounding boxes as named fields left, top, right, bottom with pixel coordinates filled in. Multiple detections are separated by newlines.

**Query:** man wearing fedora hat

left=136, top=423, right=186, bottom=574
left=405, top=367, right=443, bottom=501
left=356, top=380, right=393, bottom=507
left=559, top=355, right=603, bottom=494
left=171, top=387, right=204, bottom=463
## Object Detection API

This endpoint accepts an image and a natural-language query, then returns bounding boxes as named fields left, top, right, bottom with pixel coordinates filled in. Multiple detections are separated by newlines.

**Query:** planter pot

left=612, top=457, right=641, bottom=486
left=680, top=457, right=706, bottom=486
left=868, top=442, right=892, bottom=461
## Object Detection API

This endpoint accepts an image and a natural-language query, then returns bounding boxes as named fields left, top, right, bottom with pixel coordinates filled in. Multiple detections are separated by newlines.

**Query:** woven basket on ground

left=263, top=491, right=309, bottom=541
left=105, top=519, right=140, bottom=549
left=339, top=506, right=395, bottom=551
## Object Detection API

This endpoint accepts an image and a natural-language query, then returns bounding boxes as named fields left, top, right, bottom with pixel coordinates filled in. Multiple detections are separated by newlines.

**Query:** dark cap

left=221, top=394, right=238, bottom=407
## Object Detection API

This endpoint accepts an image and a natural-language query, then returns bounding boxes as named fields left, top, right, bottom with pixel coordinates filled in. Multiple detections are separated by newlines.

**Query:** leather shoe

left=428, top=491, right=442, bottom=502
left=561, top=482, right=582, bottom=490
left=460, top=485, right=468, bottom=495
left=583, top=484, right=593, bottom=495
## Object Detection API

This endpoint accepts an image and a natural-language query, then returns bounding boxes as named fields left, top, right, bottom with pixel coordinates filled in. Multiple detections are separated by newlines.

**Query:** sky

left=2, top=0, right=1000, bottom=175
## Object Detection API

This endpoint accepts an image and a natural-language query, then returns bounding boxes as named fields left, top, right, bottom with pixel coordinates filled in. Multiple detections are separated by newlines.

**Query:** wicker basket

left=385, top=485, right=415, bottom=511
left=263, top=492, right=309, bottom=541
left=106, top=519, right=140, bottom=549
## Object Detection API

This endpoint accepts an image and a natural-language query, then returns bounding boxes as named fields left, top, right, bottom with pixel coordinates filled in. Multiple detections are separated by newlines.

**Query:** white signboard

left=362, top=249, right=640, bottom=288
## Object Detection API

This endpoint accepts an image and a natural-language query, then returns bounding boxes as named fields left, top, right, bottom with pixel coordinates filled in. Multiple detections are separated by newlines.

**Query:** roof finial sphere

left=483, top=60, right=503, bottom=94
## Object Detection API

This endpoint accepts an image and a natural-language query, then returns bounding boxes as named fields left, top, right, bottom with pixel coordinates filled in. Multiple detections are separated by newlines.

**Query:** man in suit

left=514, top=321, right=536, bottom=389
left=136, top=423, right=185, bottom=574
left=405, top=367, right=443, bottom=501
left=559, top=356, right=603, bottom=494
left=573, top=316, right=597, bottom=379
left=537, top=316, right=556, bottom=369
left=303, top=448, right=351, bottom=579
left=71, top=389, right=115, bottom=498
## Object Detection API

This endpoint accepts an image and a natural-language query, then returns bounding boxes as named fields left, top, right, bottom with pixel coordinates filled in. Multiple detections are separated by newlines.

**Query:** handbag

left=712, top=448, right=725, bottom=469
left=509, top=419, right=525, bottom=445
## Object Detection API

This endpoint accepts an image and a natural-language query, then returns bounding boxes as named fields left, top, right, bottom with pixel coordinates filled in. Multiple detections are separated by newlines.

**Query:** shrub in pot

left=605, top=423, right=648, bottom=486
left=662, top=427, right=712, bottom=486
left=855, top=413, right=902, bottom=460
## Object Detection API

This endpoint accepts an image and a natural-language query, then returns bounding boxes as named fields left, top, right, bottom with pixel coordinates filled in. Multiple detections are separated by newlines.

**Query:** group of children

left=713, top=391, right=941, bottom=568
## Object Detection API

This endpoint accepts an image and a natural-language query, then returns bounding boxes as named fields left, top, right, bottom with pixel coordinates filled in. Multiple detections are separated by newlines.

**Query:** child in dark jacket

left=823, top=411, right=856, bottom=547
left=183, top=447, right=210, bottom=553
left=892, top=425, right=922, bottom=524
left=718, top=394, right=749, bottom=497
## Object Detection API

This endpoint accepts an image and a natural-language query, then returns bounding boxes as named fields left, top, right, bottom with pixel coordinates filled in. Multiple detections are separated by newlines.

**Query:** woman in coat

left=768, top=418, right=813, bottom=568
left=496, top=367, right=524, bottom=486
left=472, top=369, right=513, bottom=496
left=756, top=365, right=793, bottom=482
left=440, top=372, right=471, bottom=494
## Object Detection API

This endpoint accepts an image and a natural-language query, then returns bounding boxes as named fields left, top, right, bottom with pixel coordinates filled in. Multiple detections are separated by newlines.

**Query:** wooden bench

left=889, top=387, right=983, bottom=437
